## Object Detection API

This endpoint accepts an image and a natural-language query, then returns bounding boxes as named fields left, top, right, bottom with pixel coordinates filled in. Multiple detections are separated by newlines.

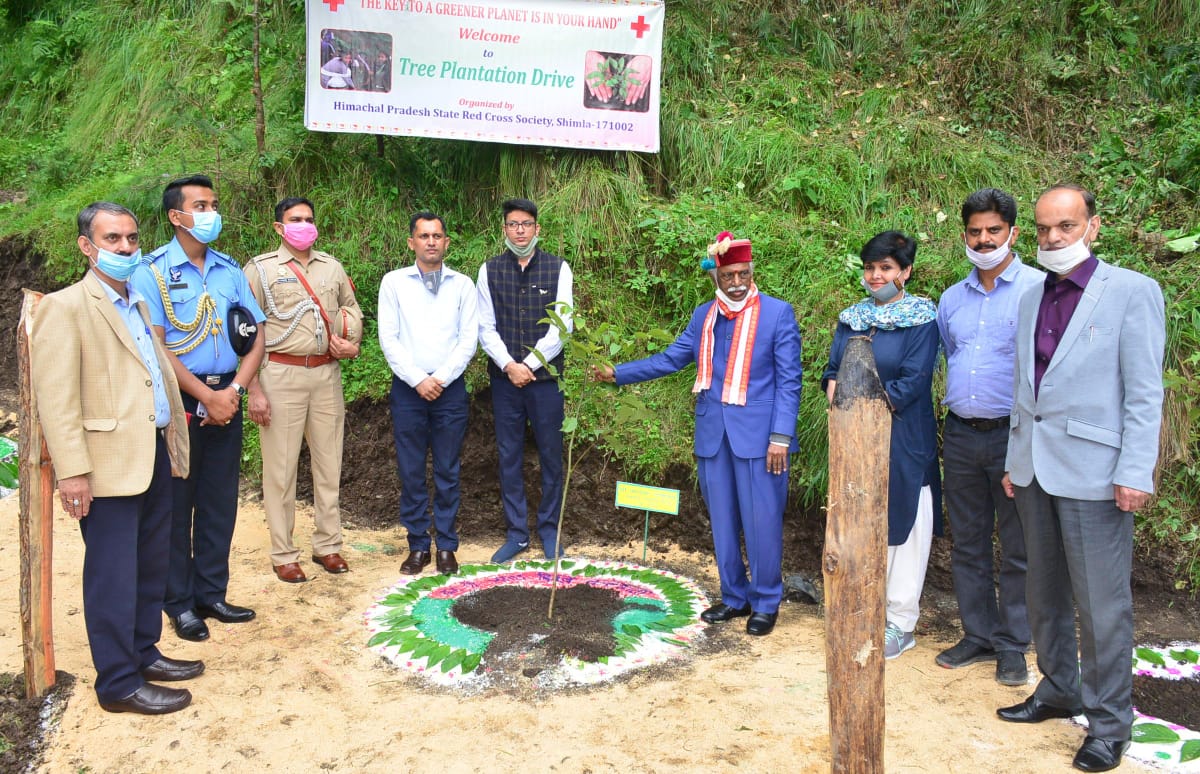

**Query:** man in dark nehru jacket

left=131, top=174, right=265, bottom=642
left=594, top=231, right=802, bottom=637
left=32, top=202, right=203, bottom=714
left=477, top=197, right=574, bottom=563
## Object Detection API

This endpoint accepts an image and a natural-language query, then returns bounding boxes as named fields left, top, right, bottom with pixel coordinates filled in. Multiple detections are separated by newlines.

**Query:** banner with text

left=305, top=0, right=664, bottom=152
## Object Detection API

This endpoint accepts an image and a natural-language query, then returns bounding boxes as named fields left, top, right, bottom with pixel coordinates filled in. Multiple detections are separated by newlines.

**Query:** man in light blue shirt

left=131, top=175, right=266, bottom=643
left=378, top=211, right=479, bottom=576
left=935, top=188, right=1043, bottom=684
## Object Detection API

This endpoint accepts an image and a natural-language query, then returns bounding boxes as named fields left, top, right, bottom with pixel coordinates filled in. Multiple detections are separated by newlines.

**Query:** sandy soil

left=0, top=496, right=1105, bottom=774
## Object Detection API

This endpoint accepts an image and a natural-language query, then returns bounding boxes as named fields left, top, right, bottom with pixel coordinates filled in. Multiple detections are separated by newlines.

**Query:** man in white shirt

left=378, top=212, right=478, bottom=575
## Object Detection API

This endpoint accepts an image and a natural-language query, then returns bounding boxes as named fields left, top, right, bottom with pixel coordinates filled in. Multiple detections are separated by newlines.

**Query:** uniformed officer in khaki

left=244, top=197, right=362, bottom=583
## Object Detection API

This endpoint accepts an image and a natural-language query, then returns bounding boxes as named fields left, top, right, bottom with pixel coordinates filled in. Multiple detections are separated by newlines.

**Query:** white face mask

left=964, top=230, right=1012, bottom=270
left=1037, top=219, right=1093, bottom=274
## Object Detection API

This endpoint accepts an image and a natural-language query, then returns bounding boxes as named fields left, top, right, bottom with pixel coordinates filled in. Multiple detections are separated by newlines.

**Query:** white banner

left=304, top=0, right=664, bottom=152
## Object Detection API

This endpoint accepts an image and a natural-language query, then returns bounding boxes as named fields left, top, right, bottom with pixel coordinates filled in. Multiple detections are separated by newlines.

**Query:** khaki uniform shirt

left=245, top=243, right=363, bottom=356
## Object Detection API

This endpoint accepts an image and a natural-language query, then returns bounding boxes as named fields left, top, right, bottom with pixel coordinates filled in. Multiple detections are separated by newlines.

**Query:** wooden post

left=18, top=289, right=55, bottom=698
left=824, top=336, right=889, bottom=773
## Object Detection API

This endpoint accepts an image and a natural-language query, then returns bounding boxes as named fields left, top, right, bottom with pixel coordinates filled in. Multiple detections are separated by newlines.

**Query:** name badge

left=168, top=283, right=188, bottom=290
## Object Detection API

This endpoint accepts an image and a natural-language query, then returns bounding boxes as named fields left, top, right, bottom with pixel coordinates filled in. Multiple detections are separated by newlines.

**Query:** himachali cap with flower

left=700, top=231, right=752, bottom=271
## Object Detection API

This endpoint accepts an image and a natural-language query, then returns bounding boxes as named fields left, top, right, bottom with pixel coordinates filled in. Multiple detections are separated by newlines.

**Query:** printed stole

left=693, top=287, right=760, bottom=405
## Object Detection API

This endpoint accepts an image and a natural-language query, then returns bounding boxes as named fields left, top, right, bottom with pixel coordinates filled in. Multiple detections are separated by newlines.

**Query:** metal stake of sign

left=614, top=481, right=680, bottom=561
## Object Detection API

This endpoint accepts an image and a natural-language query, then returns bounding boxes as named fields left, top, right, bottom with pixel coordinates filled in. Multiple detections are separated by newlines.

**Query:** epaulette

left=143, top=245, right=169, bottom=266
left=251, top=250, right=283, bottom=265
left=207, top=248, right=239, bottom=268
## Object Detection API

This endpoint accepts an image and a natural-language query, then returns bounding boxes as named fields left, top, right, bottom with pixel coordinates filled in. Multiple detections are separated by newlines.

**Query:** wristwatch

left=231, top=382, right=247, bottom=398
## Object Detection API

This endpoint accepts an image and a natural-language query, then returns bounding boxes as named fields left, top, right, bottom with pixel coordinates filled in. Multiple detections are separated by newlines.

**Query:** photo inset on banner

left=320, top=29, right=393, bottom=93
left=583, top=51, right=652, bottom=113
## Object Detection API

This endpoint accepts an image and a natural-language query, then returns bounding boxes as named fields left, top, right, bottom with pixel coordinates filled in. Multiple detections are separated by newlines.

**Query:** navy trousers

left=79, top=434, right=172, bottom=702
left=389, top=376, right=469, bottom=551
left=490, top=376, right=564, bottom=548
left=166, top=382, right=242, bottom=615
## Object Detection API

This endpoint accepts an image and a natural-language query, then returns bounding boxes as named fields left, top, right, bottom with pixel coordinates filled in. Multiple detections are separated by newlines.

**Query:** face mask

left=861, top=276, right=903, bottom=303
left=1036, top=220, right=1093, bottom=274
left=181, top=210, right=223, bottom=244
left=965, top=230, right=1012, bottom=270
left=91, top=243, right=143, bottom=281
left=505, top=235, right=538, bottom=259
left=281, top=222, right=319, bottom=251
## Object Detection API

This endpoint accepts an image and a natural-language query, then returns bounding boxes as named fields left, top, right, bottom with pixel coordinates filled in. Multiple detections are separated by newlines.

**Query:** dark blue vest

left=484, top=249, right=565, bottom=382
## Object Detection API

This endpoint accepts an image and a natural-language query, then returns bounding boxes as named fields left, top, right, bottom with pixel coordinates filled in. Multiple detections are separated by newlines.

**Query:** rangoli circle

left=1121, top=643, right=1200, bottom=771
left=364, top=558, right=710, bottom=690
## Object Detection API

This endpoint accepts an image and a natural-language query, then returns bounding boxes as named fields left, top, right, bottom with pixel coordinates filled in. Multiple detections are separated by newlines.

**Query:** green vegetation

left=1, top=0, right=1198, bottom=587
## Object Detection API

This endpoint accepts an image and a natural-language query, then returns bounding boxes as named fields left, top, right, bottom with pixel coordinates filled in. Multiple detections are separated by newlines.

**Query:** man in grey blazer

left=999, top=185, right=1165, bottom=772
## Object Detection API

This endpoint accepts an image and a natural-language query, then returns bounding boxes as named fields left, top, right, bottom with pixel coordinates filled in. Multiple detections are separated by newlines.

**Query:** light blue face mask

left=91, top=242, right=143, bottom=281
left=180, top=210, right=223, bottom=244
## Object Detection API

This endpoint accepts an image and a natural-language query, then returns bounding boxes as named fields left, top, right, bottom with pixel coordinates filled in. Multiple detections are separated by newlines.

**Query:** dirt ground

left=2, top=237, right=1198, bottom=773
left=0, top=492, right=1195, bottom=774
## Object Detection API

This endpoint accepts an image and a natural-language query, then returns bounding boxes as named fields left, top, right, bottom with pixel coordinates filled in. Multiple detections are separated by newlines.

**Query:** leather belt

left=268, top=352, right=334, bottom=368
left=948, top=411, right=1010, bottom=432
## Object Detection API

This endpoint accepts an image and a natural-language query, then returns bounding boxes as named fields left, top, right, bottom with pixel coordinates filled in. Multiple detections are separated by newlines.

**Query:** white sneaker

left=884, top=622, right=915, bottom=660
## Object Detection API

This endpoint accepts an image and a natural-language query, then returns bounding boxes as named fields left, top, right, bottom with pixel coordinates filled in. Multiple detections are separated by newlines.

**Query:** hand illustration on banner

left=583, top=51, right=653, bottom=113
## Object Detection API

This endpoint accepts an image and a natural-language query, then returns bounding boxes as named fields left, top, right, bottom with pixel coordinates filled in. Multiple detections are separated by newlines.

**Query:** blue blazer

left=1006, top=258, right=1165, bottom=499
left=615, top=294, right=803, bottom=459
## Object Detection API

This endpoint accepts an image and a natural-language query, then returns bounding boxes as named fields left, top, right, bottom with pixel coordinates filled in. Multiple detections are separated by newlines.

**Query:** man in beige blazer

left=30, top=202, right=203, bottom=715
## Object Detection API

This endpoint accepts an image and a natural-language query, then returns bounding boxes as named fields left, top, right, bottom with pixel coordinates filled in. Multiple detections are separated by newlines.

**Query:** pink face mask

left=281, top=222, right=318, bottom=251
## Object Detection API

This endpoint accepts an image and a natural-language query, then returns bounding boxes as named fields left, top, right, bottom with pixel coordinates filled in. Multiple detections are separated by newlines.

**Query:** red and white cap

left=706, top=231, right=752, bottom=267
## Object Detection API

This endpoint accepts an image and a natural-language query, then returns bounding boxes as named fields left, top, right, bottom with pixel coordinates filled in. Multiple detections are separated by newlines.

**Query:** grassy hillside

left=1, top=0, right=1198, bottom=585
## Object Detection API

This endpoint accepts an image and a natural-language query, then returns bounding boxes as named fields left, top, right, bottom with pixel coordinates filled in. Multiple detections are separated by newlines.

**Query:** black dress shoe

left=436, top=550, right=458, bottom=575
left=700, top=603, right=752, bottom=624
left=400, top=550, right=432, bottom=575
left=196, top=601, right=256, bottom=623
left=1073, top=736, right=1130, bottom=772
left=170, top=610, right=210, bottom=642
left=997, top=695, right=1081, bottom=723
left=142, top=656, right=205, bottom=682
left=99, top=683, right=192, bottom=715
left=746, top=611, right=778, bottom=636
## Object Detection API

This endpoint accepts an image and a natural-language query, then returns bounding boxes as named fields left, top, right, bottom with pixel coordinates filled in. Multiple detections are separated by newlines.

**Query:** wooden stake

left=824, top=335, right=889, bottom=773
left=17, top=289, right=55, bottom=698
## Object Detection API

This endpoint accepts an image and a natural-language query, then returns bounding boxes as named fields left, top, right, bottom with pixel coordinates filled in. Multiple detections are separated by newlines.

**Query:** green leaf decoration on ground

left=1181, top=739, right=1200, bottom=763
left=365, top=559, right=710, bottom=688
left=1168, top=648, right=1199, bottom=664
left=1132, top=722, right=1180, bottom=744
left=1135, top=647, right=1167, bottom=666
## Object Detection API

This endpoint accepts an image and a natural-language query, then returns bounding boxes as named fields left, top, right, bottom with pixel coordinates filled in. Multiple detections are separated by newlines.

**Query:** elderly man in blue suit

left=594, top=232, right=802, bottom=636
left=999, top=185, right=1165, bottom=773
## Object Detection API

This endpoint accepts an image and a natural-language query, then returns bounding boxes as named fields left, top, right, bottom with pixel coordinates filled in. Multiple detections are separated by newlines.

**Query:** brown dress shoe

left=436, top=550, right=459, bottom=575
left=312, top=552, right=350, bottom=574
left=99, top=683, right=192, bottom=715
left=273, top=562, right=308, bottom=583
left=400, top=550, right=431, bottom=575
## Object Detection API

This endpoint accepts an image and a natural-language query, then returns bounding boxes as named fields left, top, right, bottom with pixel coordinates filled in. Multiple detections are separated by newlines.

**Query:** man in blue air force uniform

left=131, top=174, right=265, bottom=643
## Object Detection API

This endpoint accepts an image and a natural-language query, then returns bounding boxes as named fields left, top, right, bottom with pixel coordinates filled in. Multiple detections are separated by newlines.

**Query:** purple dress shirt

left=1033, top=255, right=1098, bottom=395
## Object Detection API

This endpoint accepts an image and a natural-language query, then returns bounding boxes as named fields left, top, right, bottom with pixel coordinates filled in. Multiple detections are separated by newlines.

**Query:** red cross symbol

left=323, top=0, right=345, bottom=11
left=630, top=15, right=650, bottom=38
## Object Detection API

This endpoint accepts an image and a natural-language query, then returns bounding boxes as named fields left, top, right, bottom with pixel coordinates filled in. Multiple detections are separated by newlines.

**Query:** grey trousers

left=1014, top=478, right=1134, bottom=741
left=943, top=417, right=1030, bottom=652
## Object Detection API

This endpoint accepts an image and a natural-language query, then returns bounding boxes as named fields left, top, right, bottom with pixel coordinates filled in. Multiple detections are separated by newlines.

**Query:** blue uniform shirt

left=937, top=256, right=1044, bottom=420
left=131, top=237, right=266, bottom=375
left=95, top=274, right=173, bottom=428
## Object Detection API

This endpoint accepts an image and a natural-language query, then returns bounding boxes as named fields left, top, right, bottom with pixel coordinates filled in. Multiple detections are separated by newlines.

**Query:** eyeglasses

left=505, top=220, right=536, bottom=230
